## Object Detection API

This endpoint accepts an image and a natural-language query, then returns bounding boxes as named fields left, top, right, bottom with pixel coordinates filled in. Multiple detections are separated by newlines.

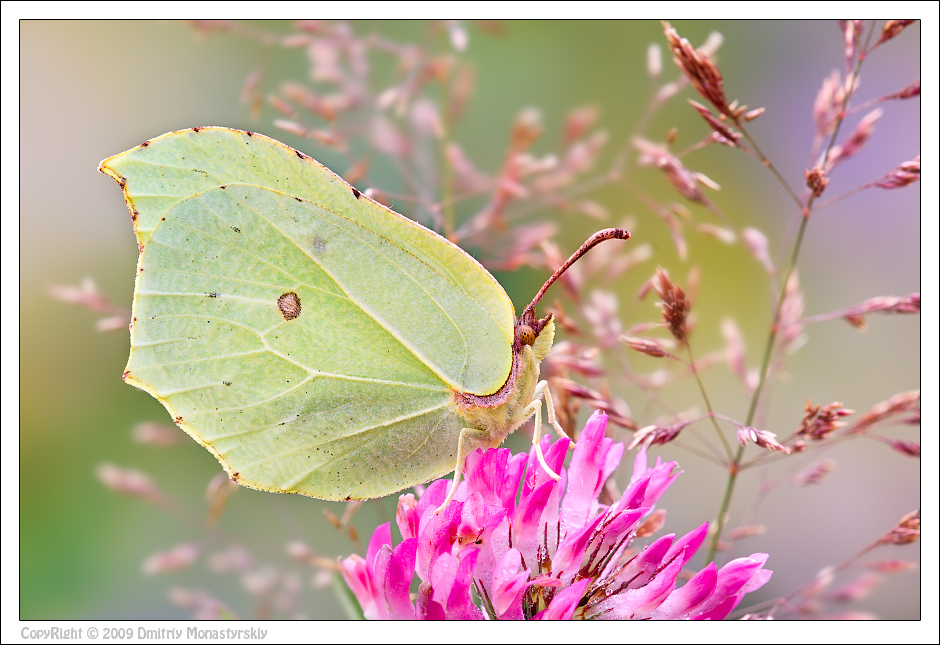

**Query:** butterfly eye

left=517, top=324, right=536, bottom=346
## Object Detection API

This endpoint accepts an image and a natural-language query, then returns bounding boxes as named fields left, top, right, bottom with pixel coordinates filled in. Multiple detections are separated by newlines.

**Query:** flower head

left=653, top=268, right=691, bottom=343
left=340, top=411, right=771, bottom=620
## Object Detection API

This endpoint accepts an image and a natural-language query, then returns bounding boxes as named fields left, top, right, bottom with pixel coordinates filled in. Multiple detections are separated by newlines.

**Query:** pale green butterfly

left=100, top=127, right=629, bottom=511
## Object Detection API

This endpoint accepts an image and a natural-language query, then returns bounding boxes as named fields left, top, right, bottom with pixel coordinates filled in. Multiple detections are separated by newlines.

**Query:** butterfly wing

left=103, top=128, right=518, bottom=499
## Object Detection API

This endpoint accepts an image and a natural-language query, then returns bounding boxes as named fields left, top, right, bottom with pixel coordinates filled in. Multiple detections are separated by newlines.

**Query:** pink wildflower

left=339, top=411, right=772, bottom=619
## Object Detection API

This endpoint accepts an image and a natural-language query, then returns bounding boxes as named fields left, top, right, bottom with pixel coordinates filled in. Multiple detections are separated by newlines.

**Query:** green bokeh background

left=18, top=20, right=923, bottom=620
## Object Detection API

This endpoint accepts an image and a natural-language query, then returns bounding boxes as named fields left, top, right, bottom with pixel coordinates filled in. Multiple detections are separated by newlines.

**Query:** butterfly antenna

left=522, top=228, right=631, bottom=319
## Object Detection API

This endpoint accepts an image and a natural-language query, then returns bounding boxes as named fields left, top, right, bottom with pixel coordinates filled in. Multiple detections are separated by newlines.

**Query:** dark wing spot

left=278, top=292, right=302, bottom=320
left=352, top=187, right=362, bottom=199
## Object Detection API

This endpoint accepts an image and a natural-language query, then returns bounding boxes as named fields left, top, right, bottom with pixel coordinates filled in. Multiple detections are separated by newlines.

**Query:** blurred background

left=17, top=20, right=924, bottom=620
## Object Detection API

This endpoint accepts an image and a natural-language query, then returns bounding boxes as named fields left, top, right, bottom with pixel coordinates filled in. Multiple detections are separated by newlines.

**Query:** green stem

left=704, top=46, right=868, bottom=565
left=706, top=212, right=809, bottom=563
left=737, top=127, right=804, bottom=211
left=686, top=343, right=733, bottom=458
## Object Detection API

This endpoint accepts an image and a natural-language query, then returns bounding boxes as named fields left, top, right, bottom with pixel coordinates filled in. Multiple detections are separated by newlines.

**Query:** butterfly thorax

left=451, top=316, right=555, bottom=446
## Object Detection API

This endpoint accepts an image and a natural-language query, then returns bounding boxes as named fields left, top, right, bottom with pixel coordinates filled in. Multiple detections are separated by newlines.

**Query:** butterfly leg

left=530, top=405, right=560, bottom=480
left=541, top=385, right=575, bottom=448
left=435, top=426, right=491, bottom=514
left=513, top=382, right=562, bottom=482
left=530, top=381, right=575, bottom=446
